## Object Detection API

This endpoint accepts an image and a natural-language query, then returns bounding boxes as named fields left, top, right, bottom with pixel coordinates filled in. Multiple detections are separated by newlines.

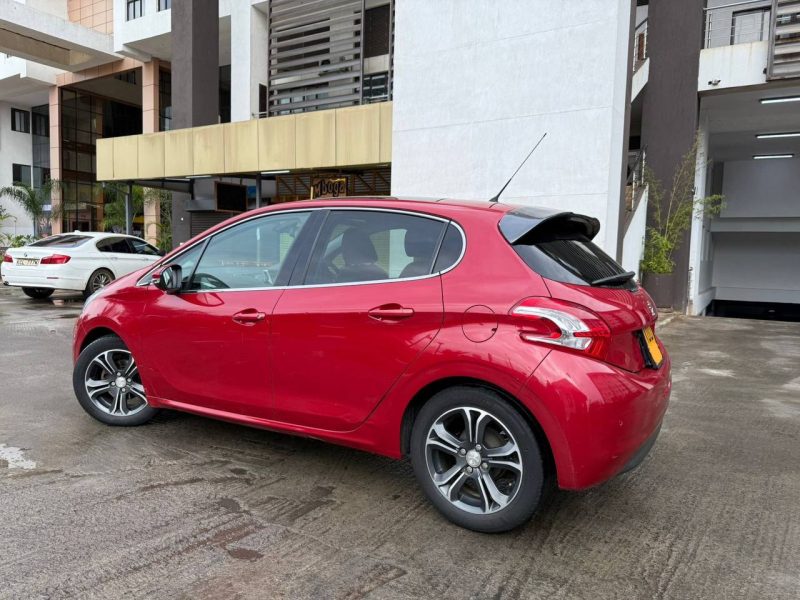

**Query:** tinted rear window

left=30, top=235, right=91, bottom=248
left=502, top=214, right=634, bottom=289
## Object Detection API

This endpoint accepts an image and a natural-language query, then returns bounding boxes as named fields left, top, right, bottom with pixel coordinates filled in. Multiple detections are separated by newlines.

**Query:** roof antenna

left=489, top=132, right=547, bottom=203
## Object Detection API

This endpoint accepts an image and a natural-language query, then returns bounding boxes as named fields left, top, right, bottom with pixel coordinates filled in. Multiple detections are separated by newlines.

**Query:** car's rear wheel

left=22, top=287, right=54, bottom=300
left=73, top=335, right=158, bottom=426
left=410, top=386, right=544, bottom=532
left=84, top=268, right=114, bottom=298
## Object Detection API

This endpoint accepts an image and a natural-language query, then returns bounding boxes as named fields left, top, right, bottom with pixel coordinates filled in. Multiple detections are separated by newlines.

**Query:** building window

left=364, top=5, right=391, bottom=58
left=126, top=0, right=143, bottom=20
left=363, top=72, right=389, bottom=103
left=12, top=164, right=31, bottom=186
left=114, top=70, right=137, bottom=85
left=32, top=111, right=49, bottom=136
left=159, top=68, right=172, bottom=131
left=11, top=108, right=30, bottom=133
left=158, top=0, right=170, bottom=10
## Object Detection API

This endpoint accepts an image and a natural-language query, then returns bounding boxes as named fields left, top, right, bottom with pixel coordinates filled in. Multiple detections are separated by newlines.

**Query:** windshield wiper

left=591, top=271, right=636, bottom=286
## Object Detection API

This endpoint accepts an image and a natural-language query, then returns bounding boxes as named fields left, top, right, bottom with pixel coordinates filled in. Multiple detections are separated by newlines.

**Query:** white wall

left=390, top=0, right=632, bottom=253
left=0, top=100, right=35, bottom=238
left=230, top=3, right=268, bottom=122
left=621, top=188, right=647, bottom=279
left=698, top=41, right=768, bottom=92
left=720, top=158, right=800, bottom=218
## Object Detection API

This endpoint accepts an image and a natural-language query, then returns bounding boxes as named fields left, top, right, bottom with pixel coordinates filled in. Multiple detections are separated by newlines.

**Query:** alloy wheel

left=424, top=406, right=523, bottom=515
left=91, top=272, right=112, bottom=292
left=84, top=349, right=147, bottom=416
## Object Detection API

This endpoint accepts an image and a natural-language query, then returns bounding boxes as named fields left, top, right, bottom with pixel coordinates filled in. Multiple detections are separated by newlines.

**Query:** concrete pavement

left=0, top=284, right=798, bottom=599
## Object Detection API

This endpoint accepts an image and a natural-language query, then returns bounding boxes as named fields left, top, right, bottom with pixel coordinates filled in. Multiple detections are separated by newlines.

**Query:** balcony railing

left=633, top=18, right=648, bottom=71
left=704, top=1, right=772, bottom=48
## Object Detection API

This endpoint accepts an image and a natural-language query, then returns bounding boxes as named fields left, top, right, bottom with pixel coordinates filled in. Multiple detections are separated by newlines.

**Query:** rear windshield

left=30, top=234, right=91, bottom=248
left=502, top=213, right=634, bottom=289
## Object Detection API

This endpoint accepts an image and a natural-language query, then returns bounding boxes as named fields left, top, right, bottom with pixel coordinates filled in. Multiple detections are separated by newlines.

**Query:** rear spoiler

left=498, top=207, right=601, bottom=244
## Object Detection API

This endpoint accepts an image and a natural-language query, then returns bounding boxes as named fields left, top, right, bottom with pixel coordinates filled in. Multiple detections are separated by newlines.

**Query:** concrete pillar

left=142, top=59, right=161, bottom=245
left=231, top=4, right=269, bottom=122
left=142, top=59, right=160, bottom=134
left=687, top=114, right=711, bottom=316
left=48, top=86, right=62, bottom=235
left=171, top=0, right=219, bottom=246
left=171, top=0, right=219, bottom=129
left=640, top=0, right=704, bottom=310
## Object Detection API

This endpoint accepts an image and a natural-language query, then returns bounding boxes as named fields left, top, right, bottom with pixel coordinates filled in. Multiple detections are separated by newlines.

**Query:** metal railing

left=633, top=18, right=648, bottom=71
left=626, top=147, right=647, bottom=213
left=704, top=1, right=772, bottom=48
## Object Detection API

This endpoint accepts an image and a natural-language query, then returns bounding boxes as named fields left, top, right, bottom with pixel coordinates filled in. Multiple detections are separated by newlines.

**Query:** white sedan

left=1, top=232, right=163, bottom=299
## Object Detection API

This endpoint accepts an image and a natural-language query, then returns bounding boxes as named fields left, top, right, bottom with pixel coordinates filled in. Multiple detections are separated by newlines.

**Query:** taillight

left=511, top=297, right=611, bottom=361
left=2, top=254, right=11, bottom=263
left=40, top=254, right=71, bottom=264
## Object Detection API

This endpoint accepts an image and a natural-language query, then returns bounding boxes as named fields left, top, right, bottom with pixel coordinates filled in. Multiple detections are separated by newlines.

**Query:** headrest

left=404, top=228, right=437, bottom=258
left=342, top=228, right=378, bottom=264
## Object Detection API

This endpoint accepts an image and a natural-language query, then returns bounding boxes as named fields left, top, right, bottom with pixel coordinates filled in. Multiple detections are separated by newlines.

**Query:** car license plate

left=16, top=258, right=39, bottom=266
left=643, top=326, right=663, bottom=366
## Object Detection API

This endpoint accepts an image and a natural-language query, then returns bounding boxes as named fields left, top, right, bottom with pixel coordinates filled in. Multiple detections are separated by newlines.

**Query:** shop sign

left=311, top=176, right=348, bottom=198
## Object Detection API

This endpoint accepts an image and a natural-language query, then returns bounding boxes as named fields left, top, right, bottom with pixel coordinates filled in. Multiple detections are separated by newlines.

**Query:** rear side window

left=502, top=212, right=633, bottom=289
left=96, top=238, right=132, bottom=253
left=30, top=235, right=91, bottom=248
left=304, top=210, right=446, bottom=285
left=433, top=224, right=463, bottom=273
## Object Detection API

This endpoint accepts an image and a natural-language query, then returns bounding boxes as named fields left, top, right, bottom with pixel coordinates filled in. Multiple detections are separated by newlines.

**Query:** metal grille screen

left=268, top=0, right=364, bottom=116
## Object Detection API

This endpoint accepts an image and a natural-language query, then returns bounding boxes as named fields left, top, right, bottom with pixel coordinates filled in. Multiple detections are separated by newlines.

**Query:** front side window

left=129, top=238, right=161, bottom=256
left=305, top=210, right=446, bottom=285
left=190, top=212, right=310, bottom=290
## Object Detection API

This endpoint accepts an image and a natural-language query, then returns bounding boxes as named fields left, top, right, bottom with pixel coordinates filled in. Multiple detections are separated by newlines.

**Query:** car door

left=126, top=237, right=163, bottom=272
left=270, top=209, right=447, bottom=431
left=137, top=210, right=315, bottom=419
left=95, top=236, right=140, bottom=277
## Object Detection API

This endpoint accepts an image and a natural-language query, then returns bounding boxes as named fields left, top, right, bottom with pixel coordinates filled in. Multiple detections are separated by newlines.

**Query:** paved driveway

left=0, top=285, right=798, bottom=599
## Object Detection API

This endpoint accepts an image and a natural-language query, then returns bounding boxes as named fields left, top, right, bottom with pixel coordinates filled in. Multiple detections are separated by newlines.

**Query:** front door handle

left=232, top=309, right=266, bottom=325
left=368, top=303, right=415, bottom=321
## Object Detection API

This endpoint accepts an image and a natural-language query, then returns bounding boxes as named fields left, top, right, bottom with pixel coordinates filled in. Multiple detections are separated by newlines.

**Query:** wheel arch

left=79, top=326, right=122, bottom=353
left=399, top=377, right=557, bottom=482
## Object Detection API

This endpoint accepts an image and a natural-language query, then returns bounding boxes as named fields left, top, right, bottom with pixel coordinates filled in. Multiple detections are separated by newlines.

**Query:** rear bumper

left=1, top=266, right=85, bottom=291
left=521, top=348, right=671, bottom=490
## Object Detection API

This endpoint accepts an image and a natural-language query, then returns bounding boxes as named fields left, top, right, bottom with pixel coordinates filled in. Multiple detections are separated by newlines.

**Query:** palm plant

left=101, top=184, right=172, bottom=250
left=0, top=179, right=61, bottom=238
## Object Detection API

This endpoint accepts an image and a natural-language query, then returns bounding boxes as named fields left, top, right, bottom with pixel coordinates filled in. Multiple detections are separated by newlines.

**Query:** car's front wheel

left=73, top=335, right=158, bottom=426
left=22, top=287, right=54, bottom=300
left=410, top=386, right=544, bottom=532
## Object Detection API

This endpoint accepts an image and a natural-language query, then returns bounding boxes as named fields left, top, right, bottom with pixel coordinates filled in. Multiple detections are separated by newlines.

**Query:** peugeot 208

left=72, top=198, right=671, bottom=532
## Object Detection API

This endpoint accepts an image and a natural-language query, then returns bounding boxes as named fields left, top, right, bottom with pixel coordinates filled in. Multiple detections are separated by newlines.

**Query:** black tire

left=83, top=268, right=114, bottom=299
left=73, top=335, right=158, bottom=426
left=410, top=386, right=544, bottom=533
left=22, top=287, right=54, bottom=300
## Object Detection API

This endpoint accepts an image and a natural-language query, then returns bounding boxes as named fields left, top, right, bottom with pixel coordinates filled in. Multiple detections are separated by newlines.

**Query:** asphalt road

left=0, top=285, right=798, bottom=599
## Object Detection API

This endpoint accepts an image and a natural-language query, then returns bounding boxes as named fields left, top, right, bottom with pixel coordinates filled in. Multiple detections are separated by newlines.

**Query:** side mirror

left=154, top=264, right=182, bottom=294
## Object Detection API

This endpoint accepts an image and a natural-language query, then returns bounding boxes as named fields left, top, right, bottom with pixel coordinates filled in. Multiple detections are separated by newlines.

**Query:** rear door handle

left=368, top=304, right=415, bottom=321
left=232, top=309, right=266, bottom=325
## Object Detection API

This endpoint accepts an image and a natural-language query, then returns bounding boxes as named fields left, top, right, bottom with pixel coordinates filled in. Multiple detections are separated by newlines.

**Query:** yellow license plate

left=643, top=326, right=663, bottom=366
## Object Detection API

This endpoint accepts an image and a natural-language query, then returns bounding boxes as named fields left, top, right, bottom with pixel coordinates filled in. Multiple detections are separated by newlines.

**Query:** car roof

left=54, top=232, right=144, bottom=240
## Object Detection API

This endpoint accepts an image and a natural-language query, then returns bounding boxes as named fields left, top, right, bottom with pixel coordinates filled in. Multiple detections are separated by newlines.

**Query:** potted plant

left=640, top=138, right=724, bottom=308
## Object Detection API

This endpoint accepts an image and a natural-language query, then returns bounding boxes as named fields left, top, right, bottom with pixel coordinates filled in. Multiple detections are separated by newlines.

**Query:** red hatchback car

left=72, top=198, right=670, bottom=532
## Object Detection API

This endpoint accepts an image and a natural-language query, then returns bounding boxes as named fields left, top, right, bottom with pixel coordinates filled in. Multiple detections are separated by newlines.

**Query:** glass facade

left=60, top=86, right=142, bottom=232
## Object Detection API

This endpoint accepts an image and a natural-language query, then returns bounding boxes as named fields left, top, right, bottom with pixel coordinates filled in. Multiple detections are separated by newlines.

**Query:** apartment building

left=1, top=1, right=796, bottom=315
